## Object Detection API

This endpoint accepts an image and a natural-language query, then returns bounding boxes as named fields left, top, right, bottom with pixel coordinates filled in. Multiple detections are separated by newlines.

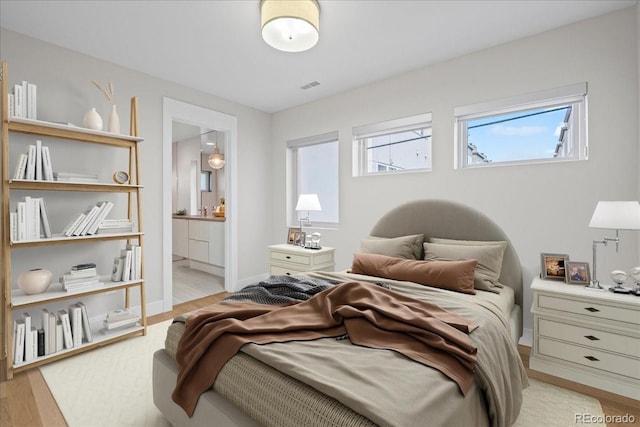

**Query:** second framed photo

left=540, top=253, right=569, bottom=281
left=566, top=261, right=590, bottom=285
left=294, top=231, right=306, bottom=247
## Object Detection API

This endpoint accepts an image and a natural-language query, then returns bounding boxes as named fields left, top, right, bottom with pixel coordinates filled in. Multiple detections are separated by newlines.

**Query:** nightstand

left=530, top=277, right=640, bottom=399
left=268, top=244, right=335, bottom=276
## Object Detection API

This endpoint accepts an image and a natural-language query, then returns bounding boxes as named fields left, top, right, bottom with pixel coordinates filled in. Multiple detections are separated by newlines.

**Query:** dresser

left=530, top=277, right=640, bottom=399
left=268, top=244, right=335, bottom=276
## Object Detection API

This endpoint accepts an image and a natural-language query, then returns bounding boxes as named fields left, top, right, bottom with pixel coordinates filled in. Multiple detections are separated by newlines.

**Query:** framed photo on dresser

left=540, top=253, right=569, bottom=281
left=566, top=261, right=590, bottom=284
left=287, top=227, right=301, bottom=244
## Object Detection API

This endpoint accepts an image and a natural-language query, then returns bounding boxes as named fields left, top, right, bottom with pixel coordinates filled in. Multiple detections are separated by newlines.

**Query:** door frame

left=162, top=97, right=238, bottom=311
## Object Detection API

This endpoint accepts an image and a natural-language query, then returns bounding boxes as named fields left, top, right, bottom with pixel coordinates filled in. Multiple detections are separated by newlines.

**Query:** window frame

left=352, top=113, right=433, bottom=177
left=287, top=131, right=339, bottom=228
left=454, top=83, right=588, bottom=168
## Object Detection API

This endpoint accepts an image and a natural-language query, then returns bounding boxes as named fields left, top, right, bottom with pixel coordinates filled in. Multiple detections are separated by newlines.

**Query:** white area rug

left=41, top=320, right=605, bottom=427
left=40, top=320, right=173, bottom=427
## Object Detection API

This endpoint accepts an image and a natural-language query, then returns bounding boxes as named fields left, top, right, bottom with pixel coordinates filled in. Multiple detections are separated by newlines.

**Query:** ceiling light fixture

left=208, top=147, right=225, bottom=169
left=261, top=0, right=320, bottom=53
left=207, top=131, right=225, bottom=169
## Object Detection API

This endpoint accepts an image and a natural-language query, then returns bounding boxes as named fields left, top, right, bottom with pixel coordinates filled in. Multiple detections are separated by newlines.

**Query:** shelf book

left=12, top=300, right=96, bottom=366
left=60, top=263, right=102, bottom=292
left=62, top=201, right=114, bottom=237
left=12, top=140, right=53, bottom=181
left=10, top=196, right=52, bottom=241
left=10, top=80, right=37, bottom=119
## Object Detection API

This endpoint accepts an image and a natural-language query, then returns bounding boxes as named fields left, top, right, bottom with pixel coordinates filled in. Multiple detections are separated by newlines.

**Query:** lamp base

left=585, top=280, right=605, bottom=291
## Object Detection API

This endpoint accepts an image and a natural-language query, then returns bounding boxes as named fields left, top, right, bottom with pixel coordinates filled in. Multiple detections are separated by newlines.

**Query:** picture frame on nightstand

left=287, top=227, right=301, bottom=244
left=566, top=261, right=590, bottom=284
left=540, top=253, right=569, bottom=281
left=294, top=231, right=306, bottom=247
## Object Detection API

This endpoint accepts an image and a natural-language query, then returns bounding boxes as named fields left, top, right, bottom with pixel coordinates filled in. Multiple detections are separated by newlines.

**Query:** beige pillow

left=423, top=242, right=506, bottom=292
left=429, top=237, right=507, bottom=251
left=351, top=252, right=477, bottom=294
left=360, top=234, right=424, bottom=260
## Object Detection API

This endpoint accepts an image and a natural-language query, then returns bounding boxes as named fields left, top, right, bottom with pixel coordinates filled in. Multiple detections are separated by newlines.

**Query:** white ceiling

left=0, top=0, right=636, bottom=114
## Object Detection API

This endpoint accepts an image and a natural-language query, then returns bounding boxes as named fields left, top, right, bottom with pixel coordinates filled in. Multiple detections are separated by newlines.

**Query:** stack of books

left=53, top=172, right=99, bottom=183
left=103, top=308, right=140, bottom=330
left=60, top=263, right=102, bottom=292
left=98, top=219, right=134, bottom=234
left=12, top=140, right=53, bottom=181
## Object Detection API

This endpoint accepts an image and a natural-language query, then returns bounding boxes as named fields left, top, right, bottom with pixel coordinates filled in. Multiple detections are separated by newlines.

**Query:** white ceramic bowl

left=18, top=268, right=53, bottom=295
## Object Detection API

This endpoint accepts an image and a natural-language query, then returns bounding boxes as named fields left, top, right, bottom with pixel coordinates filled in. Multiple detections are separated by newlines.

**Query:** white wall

left=1, top=28, right=273, bottom=316
left=270, top=7, right=640, bottom=334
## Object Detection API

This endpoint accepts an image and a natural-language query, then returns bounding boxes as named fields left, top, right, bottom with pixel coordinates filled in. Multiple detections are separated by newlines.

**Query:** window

left=200, top=171, right=212, bottom=192
left=287, top=131, right=339, bottom=226
left=455, top=83, right=588, bottom=168
left=353, top=113, right=432, bottom=176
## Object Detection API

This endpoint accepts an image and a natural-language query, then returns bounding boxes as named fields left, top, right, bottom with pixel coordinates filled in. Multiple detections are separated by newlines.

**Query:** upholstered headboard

left=369, top=199, right=523, bottom=310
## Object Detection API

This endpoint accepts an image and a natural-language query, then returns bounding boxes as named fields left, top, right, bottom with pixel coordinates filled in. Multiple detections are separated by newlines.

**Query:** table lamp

left=588, top=201, right=640, bottom=291
left=295, top=194, right=321, bottom=237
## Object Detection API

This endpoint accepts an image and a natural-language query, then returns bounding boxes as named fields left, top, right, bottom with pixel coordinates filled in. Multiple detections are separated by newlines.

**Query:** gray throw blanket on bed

left=223, top=275, right=337, bottom=304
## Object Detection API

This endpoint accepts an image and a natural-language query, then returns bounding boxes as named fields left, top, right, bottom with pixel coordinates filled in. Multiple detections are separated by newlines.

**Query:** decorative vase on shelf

left=108, top=104, right=120, bottom=134
left=82, top=107, right=103, bottom=131
left=18, top=268, right=53, bottom=295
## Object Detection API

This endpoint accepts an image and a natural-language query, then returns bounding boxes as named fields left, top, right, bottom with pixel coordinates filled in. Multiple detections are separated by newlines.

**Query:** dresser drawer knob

left=286, top=272, right=291, bottom=275
left=286, top=256, right=291, bottom=259
left=584, top=335, right=600, bottom=341
left=584, top=355, right=600, bottom=362
left=584, top=307, right=600, bottom=313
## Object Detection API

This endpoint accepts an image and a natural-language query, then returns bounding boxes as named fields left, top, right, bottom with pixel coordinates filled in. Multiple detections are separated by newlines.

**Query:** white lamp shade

left=261, top=0, right=319, bottom=52
left=296, top=193, right=321, bottom=211
left=589, top=201, right=640, bottom=230
left=207, top=147, right=225, bottom=169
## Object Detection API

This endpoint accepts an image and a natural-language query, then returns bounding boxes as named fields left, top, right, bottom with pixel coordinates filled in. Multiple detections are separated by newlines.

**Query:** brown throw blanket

left=172, top=281, right=479, bottom=417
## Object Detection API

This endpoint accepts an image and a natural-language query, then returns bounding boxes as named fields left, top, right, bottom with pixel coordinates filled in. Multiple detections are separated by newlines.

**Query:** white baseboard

left=188, top=259, right=224, bottom=277
left=145, top=299, right=166, bottom=317
left=519, top=328, right=533, bottom=347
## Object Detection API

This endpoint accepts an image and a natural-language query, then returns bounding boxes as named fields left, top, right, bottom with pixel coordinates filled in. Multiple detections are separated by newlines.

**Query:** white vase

left=18, top=268, right=53, bottom=295
left=83, top=107, right=103, bottom=131
left=108, top=104, right=120, bottom=134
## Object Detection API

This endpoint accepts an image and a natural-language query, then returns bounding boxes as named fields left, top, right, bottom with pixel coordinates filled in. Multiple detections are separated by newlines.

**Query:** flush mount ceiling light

left=261, top=0, right=320, bottom=52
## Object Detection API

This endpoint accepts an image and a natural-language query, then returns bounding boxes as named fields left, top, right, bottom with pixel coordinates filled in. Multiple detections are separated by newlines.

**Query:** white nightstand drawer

left=538, top=294, right=640, bottom=325
left=270, top=265, right=306, bottom=276
left=538, top=337, right=640, bottom=380
left=538, top=318, right=640, bottom=357
left=270, top=250, right=312, bottom=266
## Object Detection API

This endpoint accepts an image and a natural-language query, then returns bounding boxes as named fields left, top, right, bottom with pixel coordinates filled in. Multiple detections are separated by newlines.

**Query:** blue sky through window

left=467, top=106, right=569, bottom=162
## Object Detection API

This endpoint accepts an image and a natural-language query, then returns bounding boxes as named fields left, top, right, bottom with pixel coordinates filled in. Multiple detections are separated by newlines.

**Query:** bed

left=153, top=199, right=528, bottom=427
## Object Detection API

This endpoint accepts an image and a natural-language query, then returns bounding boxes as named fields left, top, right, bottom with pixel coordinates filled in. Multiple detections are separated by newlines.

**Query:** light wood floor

left=1, top=296, right=638, bottom=427
left=172, top=259, right=225, bottom=305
